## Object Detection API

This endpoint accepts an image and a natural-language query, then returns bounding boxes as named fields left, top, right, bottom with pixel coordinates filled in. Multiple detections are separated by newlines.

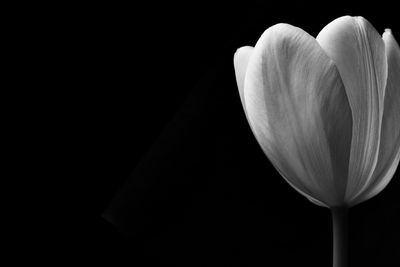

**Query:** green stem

left=331, top=206, right=349, bottom=267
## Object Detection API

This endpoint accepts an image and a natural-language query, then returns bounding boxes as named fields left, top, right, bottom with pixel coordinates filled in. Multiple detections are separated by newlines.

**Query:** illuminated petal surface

left=352, top=30, right=400, bottom=205
left=316, top=16, right=388, bottom=203
left=244, top=24, right=353, bottom=206
left=234, top=46, right=254, bottom=112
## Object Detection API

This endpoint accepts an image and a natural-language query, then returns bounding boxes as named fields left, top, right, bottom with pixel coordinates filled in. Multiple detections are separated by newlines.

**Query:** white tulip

left=234, top=16, right=399, bottom=208
left=234, top=16, right=399, bottom=267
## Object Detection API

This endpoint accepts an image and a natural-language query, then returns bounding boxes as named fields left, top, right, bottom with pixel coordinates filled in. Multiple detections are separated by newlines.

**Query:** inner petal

left=316, top=16, right=387, bottom=203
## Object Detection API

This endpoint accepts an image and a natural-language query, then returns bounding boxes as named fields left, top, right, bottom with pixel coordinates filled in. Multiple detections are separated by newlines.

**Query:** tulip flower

left=234, top=16, right=399, bottom=267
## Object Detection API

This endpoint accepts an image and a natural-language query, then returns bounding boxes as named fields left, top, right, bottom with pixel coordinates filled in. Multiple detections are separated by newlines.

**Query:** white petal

left=316, top=16, right=388, bottom=203
left=233, top=47, right=328, bottom=207
left=234, top=46, right=254, bottom=111
left=244, top=23, right=353, bottom=207
left=352, top=29, right=400, bottom=205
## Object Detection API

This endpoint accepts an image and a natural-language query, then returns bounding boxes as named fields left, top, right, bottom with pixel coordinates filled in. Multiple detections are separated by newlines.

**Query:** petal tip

left=234, top=46, right=248, bottom=63
left=234, top=46, right=253, bottom=55
left=354, top=16, right=377, bottom=31
left=234, top=47, right=243, bottom=54
left=334, top=15, right=355, bottom=23
left=234, top=47, right=241, bottom=58
left=262, top=23, right=297, bottom=37
left=383, top=28, right=399, bottom=52
left=383, top=28, right=393, bottom=39
left=354, top=15, right=366, bottom=21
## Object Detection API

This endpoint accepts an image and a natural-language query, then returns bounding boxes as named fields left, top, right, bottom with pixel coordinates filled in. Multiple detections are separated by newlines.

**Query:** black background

left=70, top=1, right=400, bottom=266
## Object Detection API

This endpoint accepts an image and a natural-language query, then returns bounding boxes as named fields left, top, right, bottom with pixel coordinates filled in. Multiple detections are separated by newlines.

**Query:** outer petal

left=316, top=16, right=388, bottom=203
left=244, top=23, right=353, bottom=207
left=352, top=30, right=400, bottom=205
left=234, top=46, right=254, bottom=112
left=234, top=45, right=327, bottom=207
left=235, top=46, right=328, bottom=208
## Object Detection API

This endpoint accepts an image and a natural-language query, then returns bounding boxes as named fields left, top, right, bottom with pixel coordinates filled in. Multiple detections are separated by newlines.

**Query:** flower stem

left=331, top=206, right=349, bottom=267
